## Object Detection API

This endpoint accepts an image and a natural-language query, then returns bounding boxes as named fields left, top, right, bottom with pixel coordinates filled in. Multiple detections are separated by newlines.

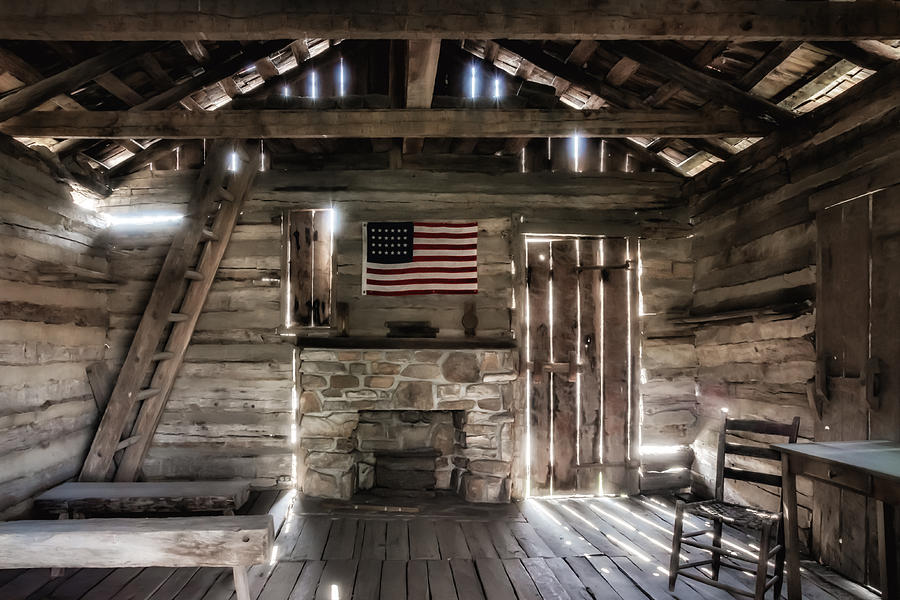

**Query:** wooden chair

left=669, top=416, right=800, bottom=600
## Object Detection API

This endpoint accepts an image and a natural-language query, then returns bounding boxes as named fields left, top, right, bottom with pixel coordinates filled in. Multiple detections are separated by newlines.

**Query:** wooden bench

left=0, top=515, right=272, bottom=600
left=33, top=481, right=251, bottom=516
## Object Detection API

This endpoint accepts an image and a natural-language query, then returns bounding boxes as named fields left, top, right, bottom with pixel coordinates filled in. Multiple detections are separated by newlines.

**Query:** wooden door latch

left=807, top=356, right=881, bottom=420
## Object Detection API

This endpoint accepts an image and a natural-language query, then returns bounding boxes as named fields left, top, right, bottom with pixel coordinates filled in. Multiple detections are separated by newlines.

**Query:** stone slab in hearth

left=297, top=347, right=519, bottom=503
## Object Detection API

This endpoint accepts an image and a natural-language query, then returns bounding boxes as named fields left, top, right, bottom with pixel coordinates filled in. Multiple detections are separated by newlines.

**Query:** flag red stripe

left=366, top=278, right=478, bottom=286
left=366, top=289, right=477, bottom=296
left=412, top=255, right=477, bottom=262
left=413, top=243, right=477, bottom=250
left=367, top=266, right=477, bottom=274
left=414, top=222, right=477, bottom=228
left=414, top=232, right=478, bottom=239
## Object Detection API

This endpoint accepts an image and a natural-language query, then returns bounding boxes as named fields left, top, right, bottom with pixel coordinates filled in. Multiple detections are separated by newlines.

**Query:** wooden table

left=772, top=440, right=900, bottom=600
left=34, top=481, right=252, bottom=516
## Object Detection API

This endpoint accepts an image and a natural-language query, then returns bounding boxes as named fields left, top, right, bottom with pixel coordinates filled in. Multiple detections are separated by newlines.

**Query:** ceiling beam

left=403, top=39, right=442, bottom=154
left=1, top=1, right=899, bottom=40
left=0, top=108, right=772, bottom=140
left=0, top=43, right=155, bottom=123
left=607, top=41, right=795, bottom=124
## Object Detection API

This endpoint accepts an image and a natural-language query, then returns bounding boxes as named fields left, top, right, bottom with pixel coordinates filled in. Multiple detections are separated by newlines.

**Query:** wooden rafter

left=79, top=140, right=260, bottom=482
left=0, top=43, right=156, bottom=123
left=0, top=108, right=773, bottom=139
left=689, top=60, right=900, bottom=199
left=606, top=41, right=795, bottom=124
left=1, top=1, right=899, bottom=40
left=105, top=41, right=344, bottom=177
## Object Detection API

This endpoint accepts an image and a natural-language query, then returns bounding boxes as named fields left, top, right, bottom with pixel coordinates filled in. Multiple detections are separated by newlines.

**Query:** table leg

left=877, top=500, right=897, bottom=600
left=781, top=454, right=802, bottom=600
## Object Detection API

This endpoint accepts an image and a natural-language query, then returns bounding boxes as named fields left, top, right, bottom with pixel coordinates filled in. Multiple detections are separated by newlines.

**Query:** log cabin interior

left=0, top=3, right=898, bottom=600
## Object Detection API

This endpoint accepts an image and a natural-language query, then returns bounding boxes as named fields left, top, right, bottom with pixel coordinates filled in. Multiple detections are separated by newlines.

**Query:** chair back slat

left=714, top=416, right=800, bottom=501
left=722, top=467, right=783, bottom=488
left=724, top=443, right=782, bottom=462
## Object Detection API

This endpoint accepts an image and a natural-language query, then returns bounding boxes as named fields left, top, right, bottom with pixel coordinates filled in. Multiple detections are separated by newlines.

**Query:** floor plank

left=409, top=520, right=441, bottom=560
left=146, top=568, right=198, bottom=600
left=521, top=557, right=573, bottom=600
left=502, top=559, right=542, bottom=600
left=315, top=559, right=357, bottom=600
left=353, top=560, right=382, bottom=600
left=323, top=519, right=359, bottom=560
left=29, top=493, right=872, bottom=600
left=110, top=567, right=176, bottom=600
left=291, top=517, right=333, bottom=560
left=474, top=558, right=517, bottom=600
left=460, top=521, right=500, bottom=558
left=379, top=561, right=406, bottom=599
left=544, top=558, right=593, bottom=600
left=427, top=559, right=458, bottom=600
left=406, top=560, right=429, bottom=600
left=2, top=568, right=54, bottom=600
left=435, top=520, right=471, bottom=559
left=289, top=560, right=325, bottom=599
left=450, top=558, right=485, bottom=600
left=258, top=562, right=304, bottom=600
left=510, top=521, right=556, bottom=558
left=487, top=521, right=527, bottom=559
left=361, top=520, right=388, bottom=560
left=385, top=520, right=410, bottom=560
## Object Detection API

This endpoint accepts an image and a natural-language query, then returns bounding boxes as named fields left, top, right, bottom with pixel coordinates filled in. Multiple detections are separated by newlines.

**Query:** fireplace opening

left=356, top=410, right=466, bottom=498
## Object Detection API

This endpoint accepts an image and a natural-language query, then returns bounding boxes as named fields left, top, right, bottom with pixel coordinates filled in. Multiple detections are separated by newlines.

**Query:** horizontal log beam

left=1, top=109, right=771, bottom=139
left=1, top=1, right=898, bottom=40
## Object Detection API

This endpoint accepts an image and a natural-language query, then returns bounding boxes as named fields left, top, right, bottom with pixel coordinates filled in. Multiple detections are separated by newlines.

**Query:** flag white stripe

left=365, top=282, right=479, bottom=292
left=413, top=249, right=477, bottom=257
left=368, top=272, right=477, bottom=281
left=413, top=226, right=478, bottom=235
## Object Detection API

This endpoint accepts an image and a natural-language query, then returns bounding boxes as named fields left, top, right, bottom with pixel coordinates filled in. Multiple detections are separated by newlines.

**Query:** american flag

left=362, top=221, right=478, bottom=296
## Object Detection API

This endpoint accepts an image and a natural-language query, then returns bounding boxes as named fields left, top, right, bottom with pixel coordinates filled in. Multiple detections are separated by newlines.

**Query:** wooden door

left=525, top=236, right=638, bottom=496
left=815, top=185, right=900, bottom=588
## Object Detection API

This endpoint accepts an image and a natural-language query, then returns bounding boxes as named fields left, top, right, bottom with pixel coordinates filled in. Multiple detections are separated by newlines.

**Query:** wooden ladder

left=80, top=140, right=260, bottom=482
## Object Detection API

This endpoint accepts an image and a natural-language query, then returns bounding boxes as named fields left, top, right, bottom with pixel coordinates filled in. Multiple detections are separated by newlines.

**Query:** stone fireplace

left=297, top=348, right=518, bottom=502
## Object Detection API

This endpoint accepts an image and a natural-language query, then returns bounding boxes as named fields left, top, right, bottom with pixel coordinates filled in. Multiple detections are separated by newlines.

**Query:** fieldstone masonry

left=297, top=348, right=518, bottom=502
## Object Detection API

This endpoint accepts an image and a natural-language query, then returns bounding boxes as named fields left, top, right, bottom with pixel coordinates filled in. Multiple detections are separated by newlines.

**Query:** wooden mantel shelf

left=290, top=335, right=517, bottom=350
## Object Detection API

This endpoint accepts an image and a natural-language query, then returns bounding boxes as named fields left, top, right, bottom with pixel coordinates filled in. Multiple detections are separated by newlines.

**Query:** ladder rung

left=151, top=351, right=174, bottom=361
left=184, top=270, right=204, bottom=280
left=115, top=435, right=141, bottom=451
left=218, top=187, right=235, bottom=202
left=201, top=228, right=218, bottom=241
left=134, top=388, right=160, bottom=401
left=167, top=312, right=190, bottom=322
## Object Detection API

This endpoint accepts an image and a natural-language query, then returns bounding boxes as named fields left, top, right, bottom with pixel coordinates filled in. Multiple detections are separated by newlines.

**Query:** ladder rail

left=113, top=144, right=260, bottom=482
left=79, top=140, right=247, bottom=482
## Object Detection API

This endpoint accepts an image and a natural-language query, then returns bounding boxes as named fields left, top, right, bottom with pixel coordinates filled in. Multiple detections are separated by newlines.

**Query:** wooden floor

left=0, top=492, right=878, bottom=600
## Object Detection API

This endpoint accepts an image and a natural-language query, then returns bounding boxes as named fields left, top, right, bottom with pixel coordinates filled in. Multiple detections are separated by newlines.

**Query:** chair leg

left=755, top=523, right=772, bottom=600
left=669, top=500, right=685, bottom=591
left=773, top=519, right=786, bottom=600
left=711, top=518, right=723, bottom=580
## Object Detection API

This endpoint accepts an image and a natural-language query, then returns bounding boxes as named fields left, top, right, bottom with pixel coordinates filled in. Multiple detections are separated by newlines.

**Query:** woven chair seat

left=685, top=499, right=781, bottom=530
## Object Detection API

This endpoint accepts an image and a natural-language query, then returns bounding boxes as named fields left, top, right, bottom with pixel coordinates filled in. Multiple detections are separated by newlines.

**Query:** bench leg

left=233, top=566, right=251, bottom=600
left=50, top=513, right=68, bottom=578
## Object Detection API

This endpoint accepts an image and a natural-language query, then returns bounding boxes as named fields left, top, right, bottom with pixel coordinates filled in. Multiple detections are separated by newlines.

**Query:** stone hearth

left=297, top=348, right=518, bottom=502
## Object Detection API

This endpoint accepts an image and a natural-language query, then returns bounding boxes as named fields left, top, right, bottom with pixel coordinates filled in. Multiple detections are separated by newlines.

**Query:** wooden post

left=781, top=454, right=802, bottom=600
left=877, top=501, right=898, bottom=599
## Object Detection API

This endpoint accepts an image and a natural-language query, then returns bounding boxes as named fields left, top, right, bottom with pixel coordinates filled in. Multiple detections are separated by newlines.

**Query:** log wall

left=638, top=236, right=697, bottom=491
left=0, top=144, right=109, bottom=519
left=101, top=167, right=691, bottom=494
left=104, top=214, right=295, bottom=488
left=687, top=107, right=900, bottom=552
